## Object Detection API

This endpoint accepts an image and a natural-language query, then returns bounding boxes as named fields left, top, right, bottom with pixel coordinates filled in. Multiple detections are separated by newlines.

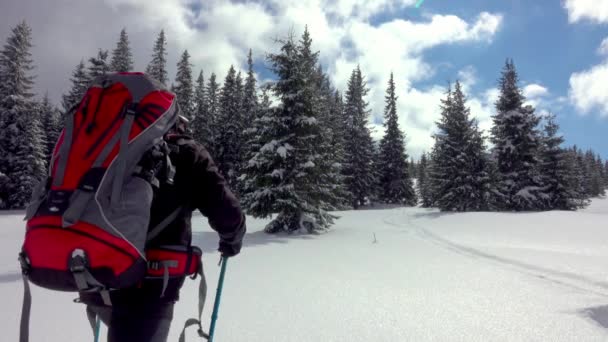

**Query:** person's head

left=167, top=111, right=190, bottom=136
left=175, top=114, right=190, bottom=134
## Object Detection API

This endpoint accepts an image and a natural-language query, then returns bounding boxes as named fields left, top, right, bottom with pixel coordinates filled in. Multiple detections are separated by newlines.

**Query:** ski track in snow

left=401, top=211, right=608, bottom=299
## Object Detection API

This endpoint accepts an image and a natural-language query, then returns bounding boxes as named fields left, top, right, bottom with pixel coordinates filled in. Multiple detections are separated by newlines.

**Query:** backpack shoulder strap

left=146, top=206, right=185, bottom=243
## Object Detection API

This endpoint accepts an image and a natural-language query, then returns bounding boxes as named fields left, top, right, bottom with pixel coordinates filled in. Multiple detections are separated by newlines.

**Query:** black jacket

left=82, top=135, right=246, bottom=305
left=147, top=134, right=246, bottom=251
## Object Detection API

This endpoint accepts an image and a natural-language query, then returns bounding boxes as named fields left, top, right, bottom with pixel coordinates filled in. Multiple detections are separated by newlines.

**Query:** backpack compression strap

left=178, top=261, right=209, bottom=342
left=19, top=273, right=31, bottom=342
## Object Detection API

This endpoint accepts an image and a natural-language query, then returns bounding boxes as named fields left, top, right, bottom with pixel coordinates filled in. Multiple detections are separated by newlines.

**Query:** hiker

left=19, top=73, right=245, bottom=342
left=81, top=114, right=246, bottom=341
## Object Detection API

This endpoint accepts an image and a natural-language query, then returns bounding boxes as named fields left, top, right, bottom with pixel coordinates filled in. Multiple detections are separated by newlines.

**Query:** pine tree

left=192, top=70, right=213, bottom=148
left=215, top=65, right=244, bottom=190
left=243, top=28, right=339, bottom=233
left=205, top=72, right=221, bottom=154
left=538, top=114, right=585, bottom=210
left=430, top=81, right=492, bottom=211
left=242, top=49, right=258, bottom=128
left=110, top=28, right=134, bottom=72
left=241, top=86, right=272, bottom=212
left=313, top=65, right=349, bottom=210
left=240, top=50, right=260, bottom=188
left=172, top=50, right=194, bottom=119
left=595, top=155, right=606, bottom=196
left=409, top=158, right=417, bottom=180
left=377, top=73, right=417, bottom=205
left=604, top=160, right=608, bottom=189
left=236, top=71, right=244, bottom=114
left=584, top=150, right=605, bottom=197
left=417, top=152, right=433, bottom=207
left=491, top=59, right=545, bottom=211
left=62, top=60, right=89, bottom=112
left=564, top=146, right=590, bottom=207
left=0, top=21, right=46, bottom=208
left=87, top=49, right=110, bottom=80
left=146, top=30, right=168, bottom=85
left=343, top=66, right=377, bottom=208
left=39, top=93, right=62, bottom=163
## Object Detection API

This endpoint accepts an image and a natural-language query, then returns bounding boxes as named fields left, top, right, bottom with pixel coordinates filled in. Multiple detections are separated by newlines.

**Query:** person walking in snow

left=80, top=115, right=246, bottom=342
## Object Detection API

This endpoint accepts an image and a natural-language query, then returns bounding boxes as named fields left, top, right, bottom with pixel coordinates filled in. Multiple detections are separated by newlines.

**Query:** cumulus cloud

left=523, top=84, right=549, bottom=99
left=569, top=60, right=608, bottom=116
left=563, top=0, right=608, bottom=24
left=0, top=0, right=503, bottom=158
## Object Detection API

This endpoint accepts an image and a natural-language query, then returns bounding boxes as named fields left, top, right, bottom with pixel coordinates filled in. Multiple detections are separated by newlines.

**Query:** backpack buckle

left=18, top=252, right=31, bottom=275
left=148, top=261, right=161, bottom=270
left=69, top=249, right=88, bottom=273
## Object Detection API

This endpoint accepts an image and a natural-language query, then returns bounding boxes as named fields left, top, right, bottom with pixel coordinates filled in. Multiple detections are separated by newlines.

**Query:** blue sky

left=408, top=0, right=608, bottom=158
left=1, top=0, right=607, bottom=158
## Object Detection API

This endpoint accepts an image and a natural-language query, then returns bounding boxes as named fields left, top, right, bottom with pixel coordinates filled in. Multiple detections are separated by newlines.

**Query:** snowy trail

left=3, top=200, right=608, bottom=341
left=396, top=210, right=608, bottom=301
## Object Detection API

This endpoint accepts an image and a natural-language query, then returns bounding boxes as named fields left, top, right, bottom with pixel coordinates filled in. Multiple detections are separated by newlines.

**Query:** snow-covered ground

left=3, top=199, right=608, bottom=341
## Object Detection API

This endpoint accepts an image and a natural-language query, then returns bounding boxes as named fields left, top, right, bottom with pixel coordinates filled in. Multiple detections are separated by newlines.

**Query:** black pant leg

left=108, top=302, right=174, bottom=342
left=87, top=302, right=174, bottom=342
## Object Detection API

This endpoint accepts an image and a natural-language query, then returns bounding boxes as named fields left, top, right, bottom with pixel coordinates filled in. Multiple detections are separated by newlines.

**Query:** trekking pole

left=208, top=256, right=229, bottom=342
left=93, top=316, right=101, bottom=342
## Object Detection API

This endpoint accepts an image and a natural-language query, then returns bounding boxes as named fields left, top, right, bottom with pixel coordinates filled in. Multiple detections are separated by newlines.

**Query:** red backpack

left=18, top=73, right=207, bottom=342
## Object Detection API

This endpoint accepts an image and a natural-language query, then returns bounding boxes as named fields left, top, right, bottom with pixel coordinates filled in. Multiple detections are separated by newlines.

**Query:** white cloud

left=0, top=0, right=503, bottom=158
left=569, top=60, right=608, bottom=116
left=563, top=0, right=608, bottom=24
left=457, top=65, right=477, bottom=93
left=523, top=84, right=549, bottom=99
left=567, top=36, right=608, bottom=117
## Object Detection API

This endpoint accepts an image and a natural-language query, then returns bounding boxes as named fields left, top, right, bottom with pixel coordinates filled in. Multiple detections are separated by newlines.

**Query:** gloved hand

left=218, top=240, right=242, bottom=257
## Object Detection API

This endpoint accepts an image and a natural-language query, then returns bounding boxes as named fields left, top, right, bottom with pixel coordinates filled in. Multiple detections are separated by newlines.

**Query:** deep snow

left=3, top=198, right=608, bottom=341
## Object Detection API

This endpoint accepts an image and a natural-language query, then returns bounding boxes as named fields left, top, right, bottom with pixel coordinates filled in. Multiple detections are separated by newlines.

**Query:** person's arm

left=186, top=141, right=246, bottom=256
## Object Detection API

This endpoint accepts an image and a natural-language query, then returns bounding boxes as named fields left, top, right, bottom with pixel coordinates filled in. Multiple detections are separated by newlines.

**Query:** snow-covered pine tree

left=538, top=114, right=584, bottom=210
left=87, top=49, right=110, bottom=80
left=192, top=70, right=213, bottom=148
left=595, top=155, right=606, bottom=195
left=215, top=65, right=244, bottom=190
left=0, top=21, right=46, bottom=208
left=240, top=49, right=260, bottom=190
left=491, top=59, right=545, bottom=211
left=471, top=125, right=498, bottom=211
left=409, top=158, right=417, bottom=180
left=430, top=81, right=490, bottom=211
left=9, top=100, right=47, bottom=207
left=574, top=147, right=592, bottom=200
left=236, top=71, right=244, bottom=114
left=172, top=50, right=194, bottom=119
left=343, top=66, right=377, bottom=208
left=377, top=73, right=417, bottom=205
left=39, top=93, right=62, bottom=163
left=417, top=152, right=433, bottom=207
left=62, top=60, right=90, bottom=112
left=312, top=65, right=348, bottom=211
left=564, top=146, right=590, bottom=207
left=242, top=49, right=258, bottom=129
left=600, top=157, right=608, bottom=190
left=145, top=30, right=168, bottom=85
left=323, top=87, right=350, bottom=209
left=205, top=72, right=221, bottom=154
left=604, top=160, right=608, bottom=189
left=110, top=28, right=134, bottom=73
left=584, top=150, right=605, bottom=197
left=240, top=85, right=273, bottom=213
left=243, top=28, right=338, bottom=233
